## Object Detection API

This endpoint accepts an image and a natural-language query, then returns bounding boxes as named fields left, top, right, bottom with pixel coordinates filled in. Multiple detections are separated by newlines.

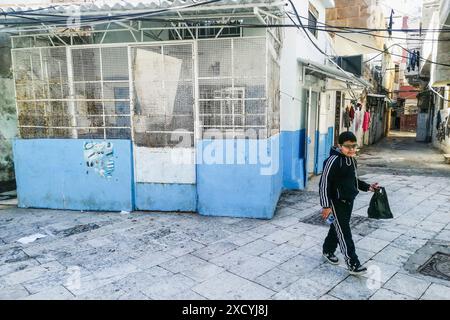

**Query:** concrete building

left=1, top=0, right=369, bottom=218
left=325, top=0, right=391, bottom=148
left=418, top=0, right=450, bottom=153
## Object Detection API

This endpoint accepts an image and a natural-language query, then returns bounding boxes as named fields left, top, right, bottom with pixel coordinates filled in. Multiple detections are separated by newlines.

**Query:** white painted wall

left=134, top=147, right=196, bottom=184
left=280, top=0, right=332, bottom=133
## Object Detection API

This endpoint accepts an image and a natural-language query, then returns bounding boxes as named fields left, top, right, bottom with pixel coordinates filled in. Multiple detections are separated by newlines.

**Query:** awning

left=298, top=58, right=371, bottom=89
left=431, top=80, right=450, bottom=87
left=0, top=0, right=285, bottom=24
left=367, top=93, right=385, bottom=98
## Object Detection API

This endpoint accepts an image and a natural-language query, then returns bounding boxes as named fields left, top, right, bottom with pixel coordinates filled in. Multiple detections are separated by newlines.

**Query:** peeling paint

left=83, top=141, right=115, bottom=178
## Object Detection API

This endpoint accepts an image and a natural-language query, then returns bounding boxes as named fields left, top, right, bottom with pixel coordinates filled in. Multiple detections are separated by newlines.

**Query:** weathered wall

left=0, top=33, right=17, bottom=188
left=13, top=139, right=134, bottom=211
left=326, top=0, right=386, bottom=52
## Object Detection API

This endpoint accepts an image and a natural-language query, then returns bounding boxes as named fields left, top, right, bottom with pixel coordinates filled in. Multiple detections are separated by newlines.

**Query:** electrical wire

left=2, top=2, right=450, bottom=33
left=3, top=1, right=450, bottom=70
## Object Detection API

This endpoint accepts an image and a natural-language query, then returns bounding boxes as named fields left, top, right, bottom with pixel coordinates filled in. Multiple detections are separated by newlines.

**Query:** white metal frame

left=12, top=29, right=279, bottom=139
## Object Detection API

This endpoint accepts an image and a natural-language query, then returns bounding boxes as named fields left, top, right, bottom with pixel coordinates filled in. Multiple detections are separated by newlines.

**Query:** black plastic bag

left=368, top=187, right=394, bottom=219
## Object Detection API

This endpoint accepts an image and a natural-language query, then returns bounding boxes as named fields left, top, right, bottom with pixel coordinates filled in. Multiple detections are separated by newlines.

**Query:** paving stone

left=0, top=284, right=30, bottom=300
left=328, top=275, right=382, bottom=300
left=67, top=263, right=140, bottom=296
left=188, top=229, right=231, bottom=245
left=250, top=223, right=283, bottom=236
left=164, top=240, right=205, bottom=257
left=0, top=259, right=40, bottom=277
left=273, top=206, right=300, bottom=219
left=84, top=236, right=115, bottom=248
left=391, top=235, right=428, bottom=253
left=279, top=254, right=323, bottom=276
left=253, top=267, right=300, bottom=291
left=226, top=230, right=263, bottom=246
left=356, top=237, right=390, bottom=253
left=364, top=261, right=400, bottom=284
left=77, top=286, right=149, bottom=300
left=372, top=245, right=413, bottom=267
left=273, top=278, right=332, bottom=300
left=271, top=216, right=301, bottom=228
left=191, top=241, right=238, bottom=260
left=319, top=294, right=341, bottom=300
left=299, top=244, right=325, bottom=261
left=3, top=261, right=65, bottom=286
left=380, top=224, right=410, bottom=235
left=23, top=285, right=74, bottom=300
left=159, top=254, right=224, bottom=282
left=435, top=230, right=450, bottom=242
left=21, top=266, right=89, bottom=295
left=370, top=288, right=414, bottom=300
left=129, top=250, right=175, bottom=270
left=283, top=222, right=314, bottom=235
left=260, top=243, right=301, bottom=263
left=302, top=263, right=349, bottom=287
left=210, top=249, right=254, bottom=269
left=383, top=273, right=431, bottom=299
left=227, top=256, right=278, bottom=281
left=263, top=230, right=299, bottom=245
left=139, top=273, right=198, bottom=300
left=355, top=248, right=377, bottom=265
left=164, top=289, right=207, bottom=300
left=392, top=216, right=422, bottom=227
left=420, top=283, right=450, bottom=300
left=192, top=271, right=275, bottom=300
left=286, top=234, right=320, bottom=251
left=368, top=229, right=402, bottom=242
left=236, top=239, right=278, bottom=256
left=403, top=229, right=437, bottom=240
left=87, top=266, right=172, bottom=298
left=305, top=226, right=330, bottom=241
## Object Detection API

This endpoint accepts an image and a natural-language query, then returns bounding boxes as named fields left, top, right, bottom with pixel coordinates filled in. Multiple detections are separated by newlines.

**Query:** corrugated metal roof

left=0, top=0, right=283, bottom=14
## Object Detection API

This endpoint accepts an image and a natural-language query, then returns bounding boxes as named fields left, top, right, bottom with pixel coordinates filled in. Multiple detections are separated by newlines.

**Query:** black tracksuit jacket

left=319, top=146, right=370, bottom=208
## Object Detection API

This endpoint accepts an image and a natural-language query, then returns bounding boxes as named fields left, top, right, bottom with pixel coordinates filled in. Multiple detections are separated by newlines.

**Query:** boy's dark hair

left=338, top=131, right=357, bottom=145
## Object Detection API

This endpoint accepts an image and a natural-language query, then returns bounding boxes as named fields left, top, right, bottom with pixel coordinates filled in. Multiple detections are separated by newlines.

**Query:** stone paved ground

left=0, top=132, right=449, bottom=300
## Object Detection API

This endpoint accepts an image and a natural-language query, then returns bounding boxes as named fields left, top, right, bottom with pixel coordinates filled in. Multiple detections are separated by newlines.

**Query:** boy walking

left=319, top=132, right=379, bottom=275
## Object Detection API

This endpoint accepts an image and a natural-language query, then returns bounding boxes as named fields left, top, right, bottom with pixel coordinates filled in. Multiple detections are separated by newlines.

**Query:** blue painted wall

left=197, top=134, right=282, bottom=219
left=327, top=126, right=334, bottom=156
left=13, top=139, right=133, bottom=211
left=281, top=129, right=306, bottom=190
left=315, top=127, right=335, bottom=174
left=135, top=183, right=197, bottom=212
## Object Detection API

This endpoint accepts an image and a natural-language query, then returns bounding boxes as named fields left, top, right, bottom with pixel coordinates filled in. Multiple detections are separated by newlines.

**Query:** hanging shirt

left=363, top=111, right=371, bottom=132
left=349, top=106, right=355, bottom=120
left=416, top=50, right=420, bottom=68
left=355, top=109, right=362, bottom=131
left=343, top=110, right=351, bottom=128
left=388, top=10, right=394, bottom=36
left=436, top=110, right=441, bottom=130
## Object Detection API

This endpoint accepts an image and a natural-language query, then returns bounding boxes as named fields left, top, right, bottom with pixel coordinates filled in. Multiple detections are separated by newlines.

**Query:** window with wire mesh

left=308, top=2, right=319, bottom=38
left=13, top=46, right=131, bottom=139
left=168, top=21, right=242, bottom=40
left=131, top=44, right=194, bottom=148
left=198, top=37, right=268, bottom=138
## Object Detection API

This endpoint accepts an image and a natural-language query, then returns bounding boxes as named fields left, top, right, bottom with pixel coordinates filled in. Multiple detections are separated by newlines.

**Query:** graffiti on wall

left=83, top=141, right=115, bottom=178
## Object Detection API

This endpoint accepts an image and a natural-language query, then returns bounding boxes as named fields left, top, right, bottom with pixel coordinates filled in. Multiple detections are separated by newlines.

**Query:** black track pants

left=322, top=199, right=360, bottom=267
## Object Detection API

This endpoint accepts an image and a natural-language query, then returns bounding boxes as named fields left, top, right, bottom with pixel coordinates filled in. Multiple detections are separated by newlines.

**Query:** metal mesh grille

left=267, top=32, right=281, bottom=136
left=12, top=35, right=280, bottom=142
left=12, top=46, right=131, bottom=139
left=198, top=37, right=268, bottom=138
left=131, top=43, right=194, bottom=147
